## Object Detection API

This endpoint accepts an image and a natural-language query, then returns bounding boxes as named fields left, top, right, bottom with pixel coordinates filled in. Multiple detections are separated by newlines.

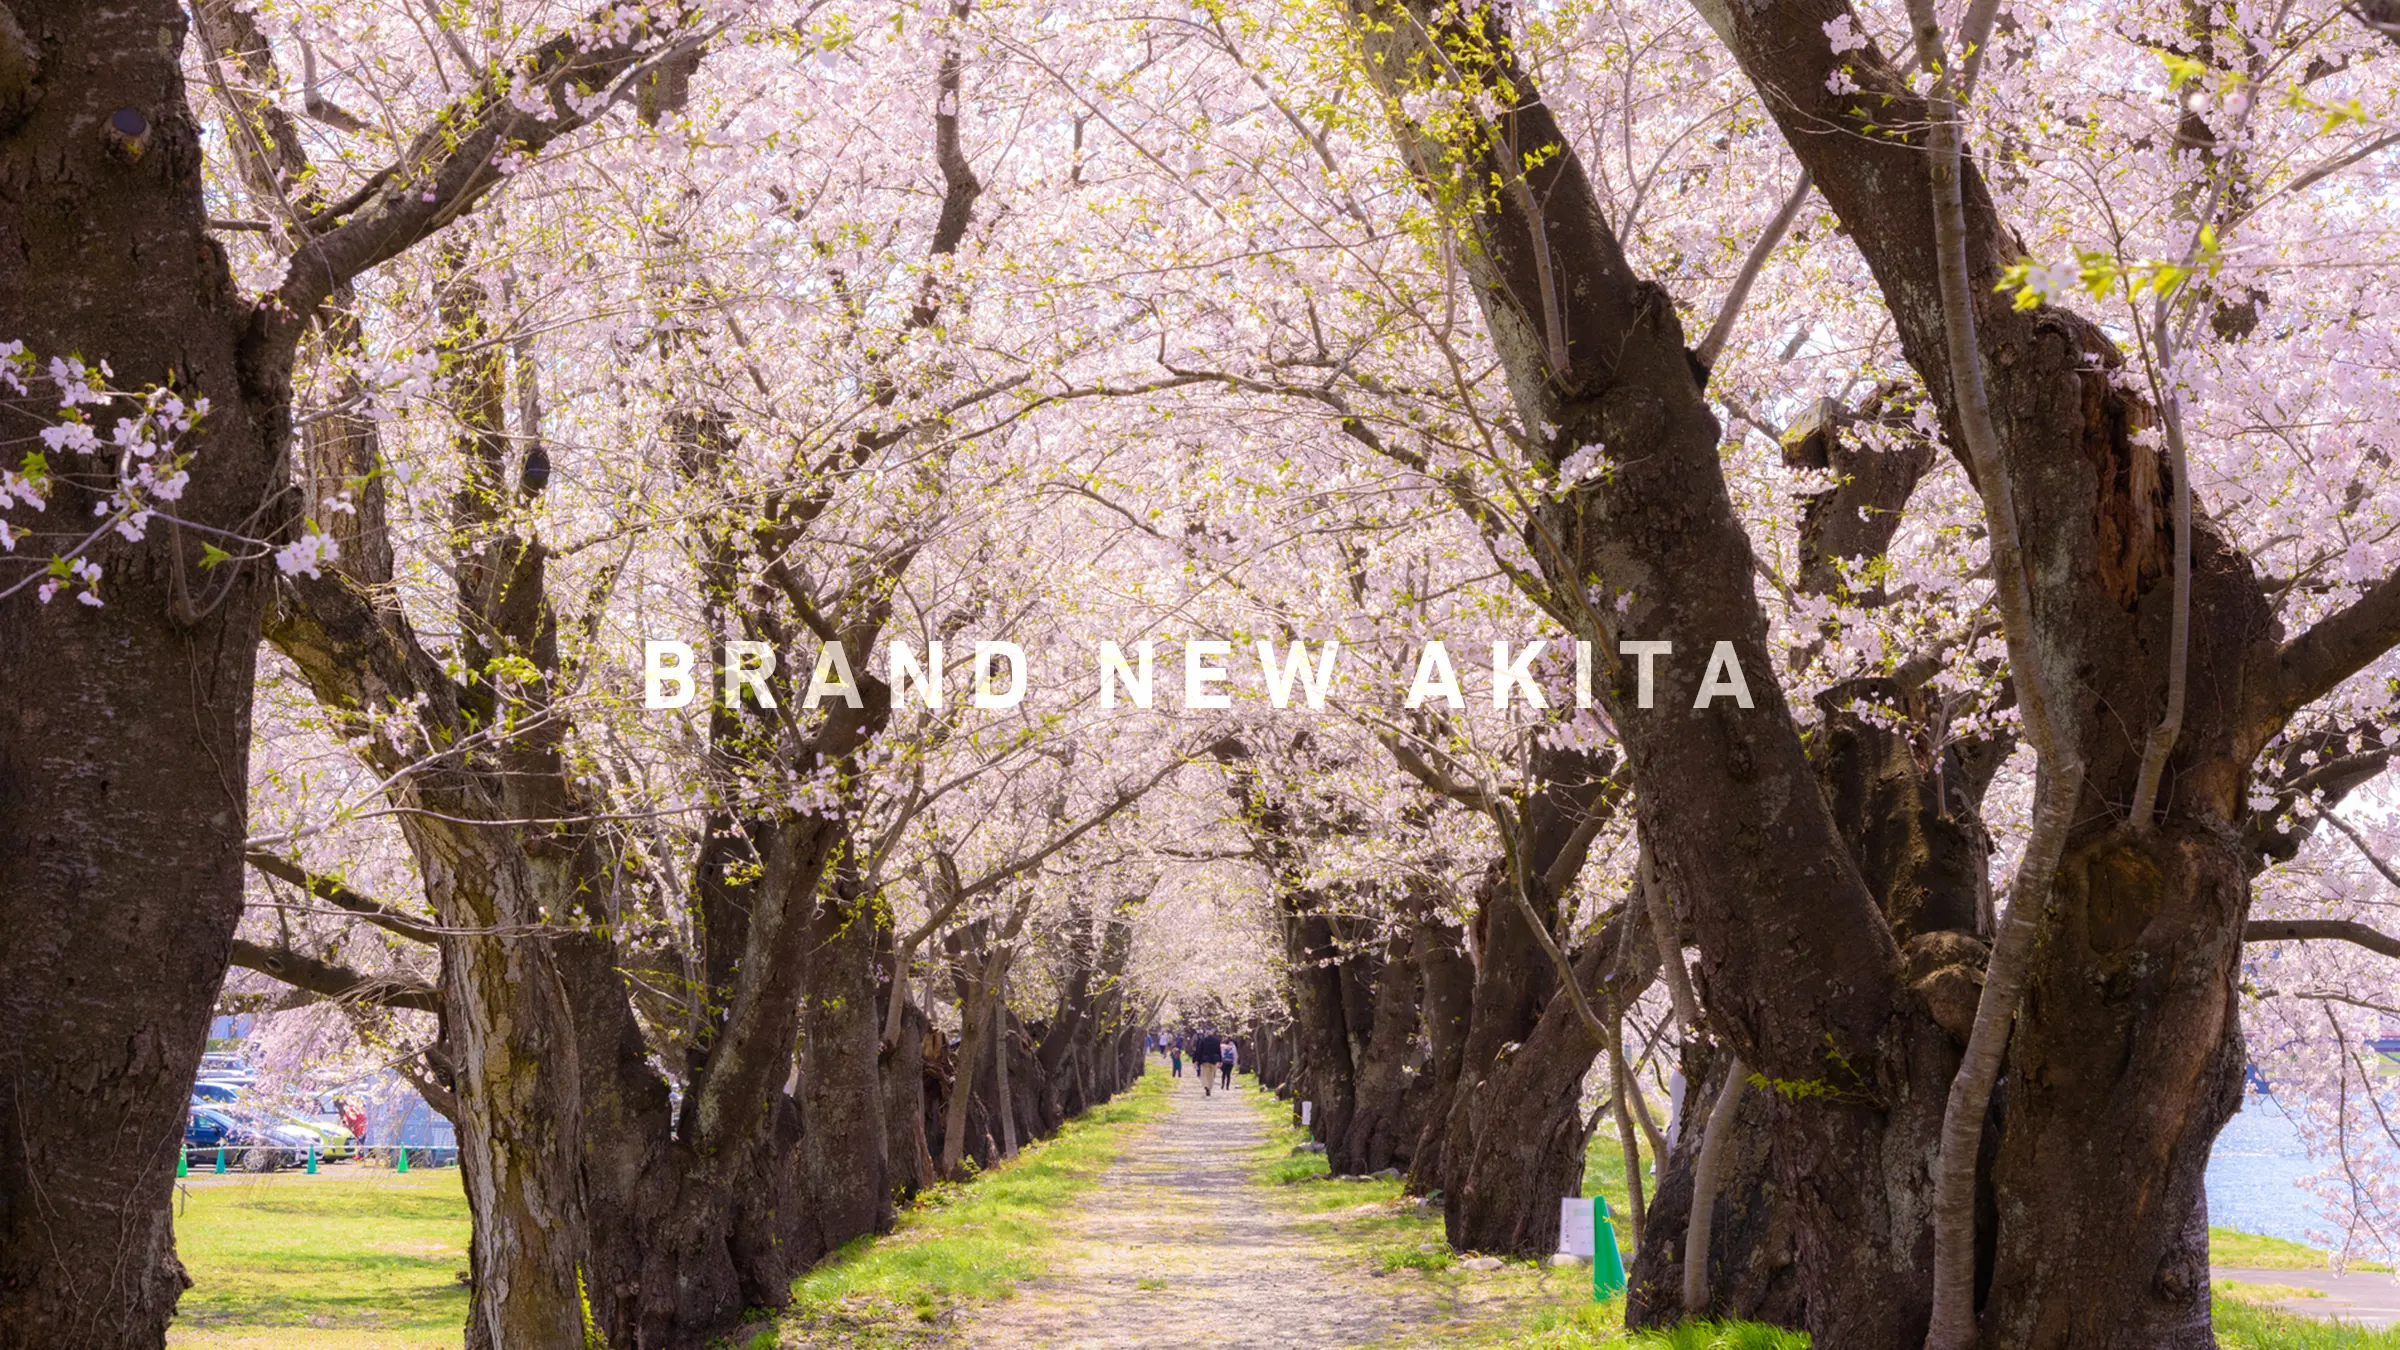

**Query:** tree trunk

left=1628, top=1043, right=1804, bottom=1329
left=0, top=3, right=284, bottom=1341
left=1284, top=902, right=1358, bottom=1149
left=1441, top=905, right=1644, bottom=1257
left=1406, top=912, right=1474, bottom=1194
left=413, top=828, right=603, bottom=1349
left=0, top=581, right=267, bottom=1348
left=881, top=997, right=936, bottom=1204
left=993, top=970, right=1019, bottom=1160
left=938, top=933, right=995, bottom=1178
left=1704, top=8, right=2310, bottom=1342
left=1978, top=827, right=2249, bottom=1348
left=799, top=868, right=895, bottom=1246
left=1337, top=925, right=1420, bottom=1175
left=1004, top=1008, right=1045, bottom=1152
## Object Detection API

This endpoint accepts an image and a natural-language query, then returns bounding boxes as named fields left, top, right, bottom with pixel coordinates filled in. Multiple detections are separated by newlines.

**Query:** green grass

left=776, top=1068, right=1172, bottom=1344
left=2214, top=1226, right=2394, bottom=1273
left=2216, top=1298, right=2400, bottom=1348
left=167, top=1167, right=470, bottom=1349
left=1583, top=1117, right=1642, bottom=1252
left=168, top=1073, right=1175, bottom=1350
left=1438, top=1296, right=2400, bottom=1350
left=1241, top=1088, right=1448, bottom=1275
left=1264, top=1096, right=2394, bottom=1350
left=2216, top=1279, right=2329, bottom=1304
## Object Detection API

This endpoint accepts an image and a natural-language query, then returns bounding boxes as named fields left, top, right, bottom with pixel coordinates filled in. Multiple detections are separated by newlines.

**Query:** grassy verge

left=1258, top=1092, right=2397, bottom=1349
left=167, top=1166, right=470, bottom=1350
left=2213, top=1227, right=2394, bottom=1273
left=1582, top=1121, right=1641, bottom=1251
left=770, top=1066, right=1172, bottom=1348
left=2217, top=1299, right=2400, bottom=1349
left=1242, top=1084, right=1606, bottom=1345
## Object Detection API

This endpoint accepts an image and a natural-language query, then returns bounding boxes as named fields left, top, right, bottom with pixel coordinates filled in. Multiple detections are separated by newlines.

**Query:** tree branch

left=247, top=7, right=715, bottom=381
left=228, top=938, right=441, bottom=1012
left=1692, top=168, right=1811, bottom=371
left=955, top=754, right=1187, bottom=901
left=246, top=850, right=441, bottom=944
left=2277, top=568, right=2400, bottom=716
left=2243, top=918, right=2400, bottom=960
left=1373, top=727, right=1497, bottom=811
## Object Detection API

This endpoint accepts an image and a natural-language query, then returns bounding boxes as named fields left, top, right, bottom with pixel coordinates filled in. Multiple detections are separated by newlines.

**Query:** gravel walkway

left=958, top=1075, right=1454, bottom=1349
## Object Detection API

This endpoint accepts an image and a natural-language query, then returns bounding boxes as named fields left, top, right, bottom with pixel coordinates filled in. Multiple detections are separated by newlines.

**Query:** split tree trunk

left=881, top=997, right=937, bottom=1204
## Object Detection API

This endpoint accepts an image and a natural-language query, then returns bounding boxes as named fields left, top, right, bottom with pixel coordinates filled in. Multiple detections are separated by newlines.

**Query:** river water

left=2207, top=1092, right=2331, bottom=1245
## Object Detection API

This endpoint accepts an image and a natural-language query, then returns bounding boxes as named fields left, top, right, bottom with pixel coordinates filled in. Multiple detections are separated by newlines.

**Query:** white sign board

left=1301, top=1101, right=1314, bottom=1127
left=1558, top=1196, right=1597, bottom=1257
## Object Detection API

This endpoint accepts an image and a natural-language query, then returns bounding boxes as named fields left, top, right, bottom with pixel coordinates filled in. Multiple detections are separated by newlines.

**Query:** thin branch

left=1684, top=1054, right=1746, bottom=1315
left=245, top=850, right=441, bottom=944
left=1692, top=168, right=1811, bottom=371
left=2315, top=807, right=2400, bottom=892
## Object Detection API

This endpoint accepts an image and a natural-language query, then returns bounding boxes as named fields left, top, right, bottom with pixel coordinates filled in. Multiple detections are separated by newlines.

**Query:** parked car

left=197, top=1052, right=254, bottom=1080
left=184, top=1106, right=313, bottom=1172
left=269, top=1108, right=355, bottom=1162
left=190, top=1079, right=244, bottom=1105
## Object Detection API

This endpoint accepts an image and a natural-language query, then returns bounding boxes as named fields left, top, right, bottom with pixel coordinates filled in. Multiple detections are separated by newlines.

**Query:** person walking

left=1219, top=1037, right=1238, bottom=1090
left=1169, top=1038, right=1183, bottom=1078
left=1191, top=1029, right=1222, bottom=1097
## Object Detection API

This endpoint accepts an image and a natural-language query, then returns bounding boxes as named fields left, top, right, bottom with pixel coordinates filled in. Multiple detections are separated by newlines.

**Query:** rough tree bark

left=798, top=856, right=898, bottom=1248
left=1405, top=909, right=1474, bottom=1194
left=1337, top=922, right=1421, bottom=1175
left=0, top=2, right=714, bottom=1341
left=1348, top=4, right=1965, bottom=1337
left=0, top=9, right=276, bottom=1340
left=1702, top=5, right=2373, bottom=1343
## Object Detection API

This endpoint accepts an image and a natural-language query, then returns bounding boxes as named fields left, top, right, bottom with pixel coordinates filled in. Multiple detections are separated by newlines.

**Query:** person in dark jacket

left=1191, top=1031, right=1222, bottom=1097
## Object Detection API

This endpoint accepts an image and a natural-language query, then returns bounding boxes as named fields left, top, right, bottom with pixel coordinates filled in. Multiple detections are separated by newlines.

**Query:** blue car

left=184, top=1106, right=306, bottom=1172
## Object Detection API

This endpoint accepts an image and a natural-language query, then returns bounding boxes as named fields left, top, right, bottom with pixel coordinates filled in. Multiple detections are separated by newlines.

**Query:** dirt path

left=958, top=1074, right=1465, bottom=1349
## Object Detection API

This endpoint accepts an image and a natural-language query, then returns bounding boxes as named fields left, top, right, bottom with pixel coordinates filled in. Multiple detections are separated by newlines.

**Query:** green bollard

left=214, top=1146, right=226, bottom=1175
left=307, top=1142, right=318, bottom=1175
left=1592, top=1195, right=1627, bottom=1300
left=176, top=1149, right=187, bottom=1178
left=395, top=1145, right=408, bottom=1173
